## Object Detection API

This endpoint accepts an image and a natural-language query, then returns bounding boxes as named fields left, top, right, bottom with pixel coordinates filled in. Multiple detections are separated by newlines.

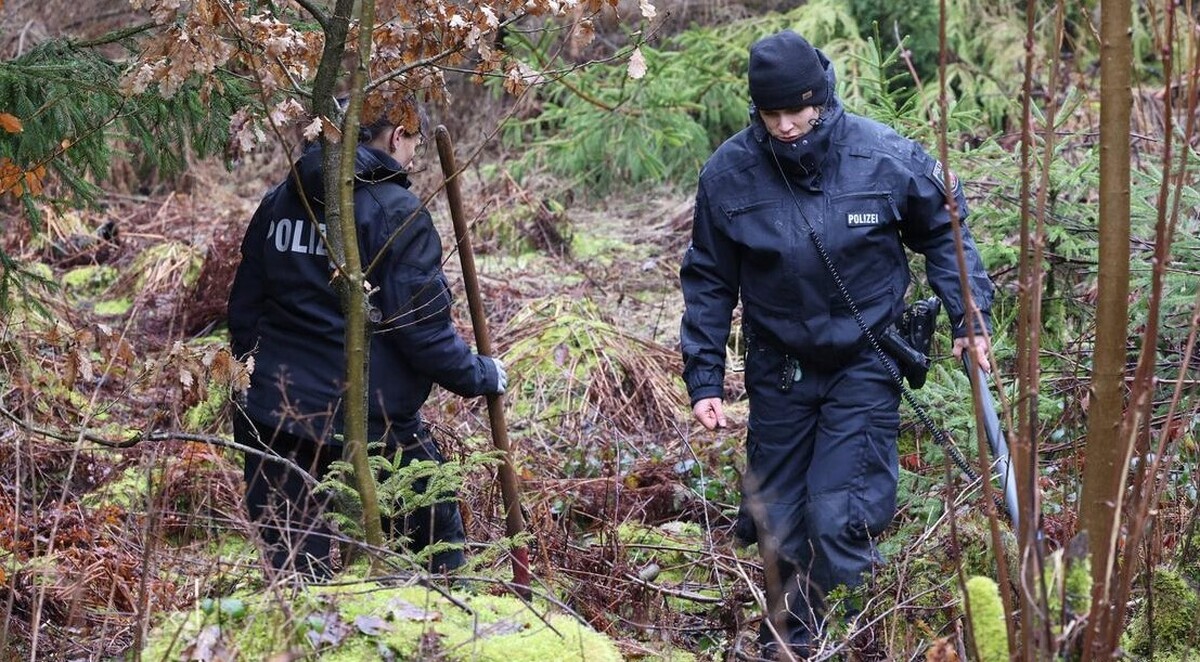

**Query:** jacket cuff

left=952, top=312, right=992, bottom=338
left=688, top=384, right=724, bottom=407
left=477, top=355, right=499, bottom=394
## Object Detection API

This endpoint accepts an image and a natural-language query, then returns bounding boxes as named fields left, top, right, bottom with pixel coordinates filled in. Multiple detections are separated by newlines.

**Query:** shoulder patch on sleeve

left=928, top=160, right=961, bottom=196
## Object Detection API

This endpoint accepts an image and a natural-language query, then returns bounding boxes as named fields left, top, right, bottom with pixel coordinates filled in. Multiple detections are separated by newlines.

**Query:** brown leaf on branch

left=0, top=112, right=22, bottom=133
left=925, top=638, right=961, bottom=661
left=627, top=47, right=647, bottom=80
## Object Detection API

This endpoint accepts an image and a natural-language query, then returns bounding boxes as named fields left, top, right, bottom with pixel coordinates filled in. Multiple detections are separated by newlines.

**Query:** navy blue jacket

left=228, top=144, right=499, bottom=441
left=680, top=53, right=993, bottom=404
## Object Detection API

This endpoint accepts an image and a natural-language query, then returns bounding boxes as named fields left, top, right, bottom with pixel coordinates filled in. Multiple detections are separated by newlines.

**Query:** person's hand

left=485, top=356, right=507, bottom=394
left=953, top=335, right=991, bottom=374
left=692, top=397, right=728, bottom=431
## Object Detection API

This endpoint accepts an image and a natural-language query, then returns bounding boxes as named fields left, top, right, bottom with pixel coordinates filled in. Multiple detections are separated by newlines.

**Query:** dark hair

left=336, top=93, right=430, bottom=144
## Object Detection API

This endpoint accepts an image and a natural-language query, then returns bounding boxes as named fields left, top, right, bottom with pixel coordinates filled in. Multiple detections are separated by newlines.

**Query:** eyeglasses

left=413, top=132, right=427, bottom=160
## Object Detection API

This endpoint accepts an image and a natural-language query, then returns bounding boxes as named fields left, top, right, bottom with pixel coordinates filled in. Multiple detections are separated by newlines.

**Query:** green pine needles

left=0, top=39, right=248, bottom=210
left=320, top=443, right=505, bottom=567
left=495, top=0, right=1034, bottom=197
left=0, top=35, right=251, bottom=308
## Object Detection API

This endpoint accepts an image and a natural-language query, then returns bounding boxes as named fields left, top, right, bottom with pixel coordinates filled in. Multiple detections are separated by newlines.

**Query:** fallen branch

left=0, top=401, right=317, bottom=486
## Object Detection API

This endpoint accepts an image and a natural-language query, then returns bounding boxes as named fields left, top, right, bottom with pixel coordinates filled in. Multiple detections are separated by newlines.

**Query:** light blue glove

left=486, top=356, right=507, bottom=394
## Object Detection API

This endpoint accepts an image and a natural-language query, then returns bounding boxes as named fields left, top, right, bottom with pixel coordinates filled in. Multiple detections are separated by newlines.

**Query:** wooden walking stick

left=434, top=125, right=530, bottom=599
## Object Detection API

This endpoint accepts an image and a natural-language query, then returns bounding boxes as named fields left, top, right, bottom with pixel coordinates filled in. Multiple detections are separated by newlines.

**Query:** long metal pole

left=962, top=355, right=1021, bottom=530
left=435, top=125, right=530, bottom=598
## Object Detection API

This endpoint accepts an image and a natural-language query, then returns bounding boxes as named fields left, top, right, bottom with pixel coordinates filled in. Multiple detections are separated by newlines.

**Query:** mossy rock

left=92, top=298, right=132, bottom=316
left=1122, top=566, right=1200, bottom=659
left=142, top=583, right=623, bottom=661
left=62, top=264, right=119, bottom=297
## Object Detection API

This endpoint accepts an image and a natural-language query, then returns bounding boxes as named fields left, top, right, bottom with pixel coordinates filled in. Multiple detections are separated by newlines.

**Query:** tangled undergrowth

left=0, top=166, right=1043, bottom=661
left=3, top=135, right=1196, bottom=661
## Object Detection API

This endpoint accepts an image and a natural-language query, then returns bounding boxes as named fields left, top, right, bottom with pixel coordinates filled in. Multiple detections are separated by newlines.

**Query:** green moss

left=1042, top=545, right=1091, bottom=629
left=188, top=332, right=230, bottom=348
left=92, top=298, right=131, bottom=316
left=616, top=522, right=719, bottom=615
left=184, top=380, right=227, bottom=430
left=473, top=203, right=574, bottom=257
left=62, top=264, right=119, bottom=295
left=947, top=508, right=1018, bottom=580
left=501, top=295, right=685, bottom=444
left=1181, top=555, right=1200, bottom=587
left=570, top=232, right=631, bottom=264
left=143, top=583, right=622, bottom=661
left=1123, top=566, right=1200, bottom=658
left=81, top=464, right=152, bottom=510
left=132, top=241, right=205, bottom=290
left=142, top=599, right=291, bottom=660
left=475, top=207, right=539, bottom=254
left=200, top=535, right=259, bottom=567
left=964, top=576, right=1008, bottom=662
left=25, top=261, right=54, bottom=281
left=618, top=521, right=703, bottom=568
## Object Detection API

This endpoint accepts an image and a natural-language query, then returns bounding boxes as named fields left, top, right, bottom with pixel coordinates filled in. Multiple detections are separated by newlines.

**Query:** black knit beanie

left=748, top=31, right=828, bottom=111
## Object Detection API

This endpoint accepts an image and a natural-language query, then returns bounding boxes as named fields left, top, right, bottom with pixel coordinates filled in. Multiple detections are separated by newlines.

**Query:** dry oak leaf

left=627, top=47, right=647, bottom=80
left=0, top=112, right=22, bottom=133
left=924, top=637, right=961, bottom=662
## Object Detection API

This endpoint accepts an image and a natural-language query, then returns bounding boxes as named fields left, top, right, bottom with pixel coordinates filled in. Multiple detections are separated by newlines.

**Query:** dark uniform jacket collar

left=290, top=143, right=411, bottom=208
left=748, top=45, right=843, bottom=187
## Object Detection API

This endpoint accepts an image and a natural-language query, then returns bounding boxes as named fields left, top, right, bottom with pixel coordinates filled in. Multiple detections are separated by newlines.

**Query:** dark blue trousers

left=742, top=341, right=900, bottom=652
left=236, top=413, right=466, bottom=579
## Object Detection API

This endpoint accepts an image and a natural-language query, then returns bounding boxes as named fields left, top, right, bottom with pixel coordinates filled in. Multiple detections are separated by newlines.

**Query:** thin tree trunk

left=1012, top=0, right=1066, bottom=655
left=1106, top=2, right=1192, bottom=653
left=310, top=0, right=386, bottom=562
left=1081, top=0, right=1132, bottom=657
left=939, top=0, right=1017, bottom=655
left=331, top=0, right=385, bottom=567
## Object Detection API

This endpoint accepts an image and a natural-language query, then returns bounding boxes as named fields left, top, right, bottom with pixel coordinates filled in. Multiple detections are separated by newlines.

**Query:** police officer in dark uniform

left=679, top=31, right=993, bottom=656
left=228, top=96, right=506, bottom=580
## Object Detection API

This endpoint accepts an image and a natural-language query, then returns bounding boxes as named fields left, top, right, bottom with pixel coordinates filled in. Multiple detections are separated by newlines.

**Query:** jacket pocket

left=719, top=198, right=791, bottom=269
left=829, top=191, right=900, bottom=230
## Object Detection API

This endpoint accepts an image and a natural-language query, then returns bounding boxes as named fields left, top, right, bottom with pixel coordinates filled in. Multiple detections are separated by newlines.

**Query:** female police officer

left=228, top=96, right=506, bottom=580
left=679, top=31, right=993, bottom=656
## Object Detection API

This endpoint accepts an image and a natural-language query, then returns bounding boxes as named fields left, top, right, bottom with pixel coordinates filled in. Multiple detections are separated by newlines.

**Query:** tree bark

left=1081, top=0, right=1132, bottom=657
left=311, top=0, right=386, bottom=563
left=331, top=0, right=386, bottom=568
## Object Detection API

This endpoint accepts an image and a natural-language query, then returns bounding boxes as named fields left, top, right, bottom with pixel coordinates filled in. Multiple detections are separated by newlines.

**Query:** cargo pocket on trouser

left=805, top=406, right=900, bottom=593
left=852, top=408, right=900, bottom=540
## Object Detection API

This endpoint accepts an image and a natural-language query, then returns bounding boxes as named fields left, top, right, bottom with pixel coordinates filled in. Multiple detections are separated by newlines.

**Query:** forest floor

left=0, top=144, right=793, bottom=660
